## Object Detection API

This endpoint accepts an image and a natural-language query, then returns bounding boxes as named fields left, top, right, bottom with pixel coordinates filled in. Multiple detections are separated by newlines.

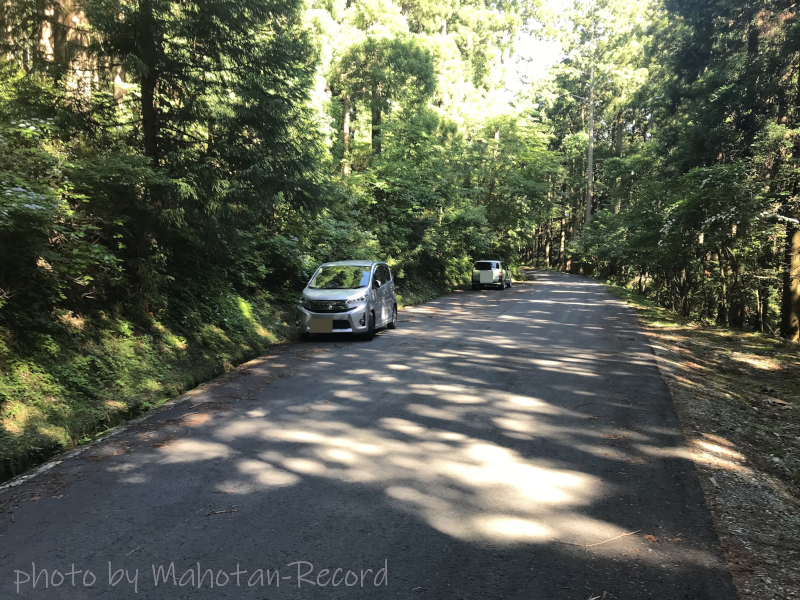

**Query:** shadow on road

left=0, top=271, right=737, bottom=599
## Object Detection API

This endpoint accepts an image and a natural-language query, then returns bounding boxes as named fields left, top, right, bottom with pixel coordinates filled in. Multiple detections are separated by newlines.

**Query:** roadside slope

left=604, top=281, right=800, bottom=600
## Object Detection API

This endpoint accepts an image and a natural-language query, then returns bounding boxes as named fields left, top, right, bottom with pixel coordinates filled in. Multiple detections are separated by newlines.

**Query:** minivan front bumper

left=296, top=305, right=370, bottom=334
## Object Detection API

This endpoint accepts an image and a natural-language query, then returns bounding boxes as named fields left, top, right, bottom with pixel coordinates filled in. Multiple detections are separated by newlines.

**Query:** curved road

left=0, top=271, right=736, bottom=599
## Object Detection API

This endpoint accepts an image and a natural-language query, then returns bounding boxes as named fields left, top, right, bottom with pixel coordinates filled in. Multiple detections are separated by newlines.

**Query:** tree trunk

left=342, top=94, right=351, bottom=175
left=23, top=38, right=31, bottom=74
left=536, top=225, right=543, bottom=267
left=371, top=82, right=381, bottom=155
left=756, top=281, right=767, bottom=332
left=780, top=45, right=800, bottom=340
left=725, top=246, right=745, bottom=328
left=585, top=63, right=595, bottom=225
left=780, top=224, right=800, bottom=341
left=139, top=0, right=159, bottom=162
left=545, top=221, right=552, bottom=269
left=559, top=216, right=566, bottom=271
left=614, top=112, right=623, bottom=158
left=717, top=252, right=728, bottom=326
left=566, top=207, right=575, bottom=272
left=680, top=268, right=688, bottom=316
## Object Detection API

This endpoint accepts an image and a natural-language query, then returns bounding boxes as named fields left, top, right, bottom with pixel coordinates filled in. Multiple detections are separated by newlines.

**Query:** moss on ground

left=0, top=292, right=293, bottom=482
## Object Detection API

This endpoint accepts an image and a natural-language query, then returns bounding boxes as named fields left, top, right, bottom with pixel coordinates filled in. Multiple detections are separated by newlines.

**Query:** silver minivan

left=296, top=261, right=397, bottom=340
left=471, top=259, right=511, bottom=290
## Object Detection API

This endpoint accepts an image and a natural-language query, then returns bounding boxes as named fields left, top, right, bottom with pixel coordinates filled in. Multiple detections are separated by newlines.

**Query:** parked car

left=471, top=259, right=511, bottom=290
left=296, top=260, right=397, bottom=340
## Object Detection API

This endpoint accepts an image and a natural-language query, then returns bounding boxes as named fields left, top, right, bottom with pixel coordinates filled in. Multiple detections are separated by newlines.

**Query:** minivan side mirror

left=373, top=280, right=382, bottom=289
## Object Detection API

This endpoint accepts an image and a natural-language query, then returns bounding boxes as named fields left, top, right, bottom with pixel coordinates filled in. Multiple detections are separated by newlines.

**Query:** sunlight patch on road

left=158, top=439, right=233, bottom=463
left=236, top=459, right=300, bottom=486
left=332, top=389, right=370, bottom=401
left=482, top=516, right=552, bottom=541
left=406, top=403, right=465, bottom=422
left=219, top=414, right=615, bottom=546
left=502, top=395, right=564, bottom=414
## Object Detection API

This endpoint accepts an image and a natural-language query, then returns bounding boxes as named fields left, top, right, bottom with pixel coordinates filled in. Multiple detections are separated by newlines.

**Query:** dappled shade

left=1, top=274, right=735, bottom=599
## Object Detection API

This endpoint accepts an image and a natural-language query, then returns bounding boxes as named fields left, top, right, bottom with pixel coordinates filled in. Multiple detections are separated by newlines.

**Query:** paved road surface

left=0, top=271, right=737, bottom=599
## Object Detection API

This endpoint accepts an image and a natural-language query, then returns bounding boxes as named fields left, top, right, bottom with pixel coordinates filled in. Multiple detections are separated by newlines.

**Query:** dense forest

left=539, top=0, right=800, bottom=342
left=1, top=0, right=799, bottom=477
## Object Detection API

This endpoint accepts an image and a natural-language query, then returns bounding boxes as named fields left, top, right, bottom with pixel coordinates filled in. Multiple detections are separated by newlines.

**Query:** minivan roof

left=474, top=259, right=503, bottom=263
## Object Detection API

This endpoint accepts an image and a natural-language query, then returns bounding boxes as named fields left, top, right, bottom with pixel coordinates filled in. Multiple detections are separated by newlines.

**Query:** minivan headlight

left=346, top=296, right=366, bottom=306
left=299, top=295, right=312, bottom=307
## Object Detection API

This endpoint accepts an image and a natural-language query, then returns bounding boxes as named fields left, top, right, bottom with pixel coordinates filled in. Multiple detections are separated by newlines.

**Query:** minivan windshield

left=309, top=265, right=371, bottom=289
left=474, top=261, right=497, bottom=270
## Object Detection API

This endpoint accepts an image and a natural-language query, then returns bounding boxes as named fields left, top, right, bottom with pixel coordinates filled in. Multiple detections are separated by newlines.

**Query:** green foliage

left=529, top=0, right=800, bottom=338
left=335, top=35, right=437, bottom=105
left=0, top=290, right=287, bottom=480
left=0, top=0, right=561, bottom=480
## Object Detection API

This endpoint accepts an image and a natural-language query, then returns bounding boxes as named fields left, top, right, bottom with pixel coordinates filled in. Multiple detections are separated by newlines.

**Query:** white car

left=471, top=259, right=511, bottom=290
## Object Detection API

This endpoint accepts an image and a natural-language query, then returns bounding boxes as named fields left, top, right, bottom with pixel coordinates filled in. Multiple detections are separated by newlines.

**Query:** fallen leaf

left=644, top=534, right=658, bottom=543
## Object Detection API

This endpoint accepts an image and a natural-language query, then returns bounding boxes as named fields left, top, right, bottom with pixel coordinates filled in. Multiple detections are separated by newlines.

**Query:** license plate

left=480, top=271, right=494, bottom=284
left=309, top=318, right=333, bottom=333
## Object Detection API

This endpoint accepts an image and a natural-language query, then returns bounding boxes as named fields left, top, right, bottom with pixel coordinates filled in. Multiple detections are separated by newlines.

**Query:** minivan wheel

left=363, top=311, right=375, bottom=340
left=472, top=284, right=478, bottom=290
left=388, top=305, right=397, bottom=329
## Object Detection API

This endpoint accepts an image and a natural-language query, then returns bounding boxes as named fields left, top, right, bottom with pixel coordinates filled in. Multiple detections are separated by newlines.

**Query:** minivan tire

left=388, top=305, right=397, bottom=329
left=364, top=311, right=375, bottom=340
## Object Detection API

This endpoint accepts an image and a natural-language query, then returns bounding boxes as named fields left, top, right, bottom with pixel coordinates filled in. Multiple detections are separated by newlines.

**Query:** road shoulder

left=604, top=282, right=800, bottom=600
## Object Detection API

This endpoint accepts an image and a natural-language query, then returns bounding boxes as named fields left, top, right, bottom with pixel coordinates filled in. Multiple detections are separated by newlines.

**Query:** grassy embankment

left=0, top=291, right=294, bottom=483
left=0, top=271, right=465, bottom=484
left=603, top=282, right=800, bottom=494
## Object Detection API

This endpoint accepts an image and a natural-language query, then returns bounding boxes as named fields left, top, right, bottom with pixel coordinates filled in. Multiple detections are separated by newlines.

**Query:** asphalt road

left=0, top=271, right=737, bottom=600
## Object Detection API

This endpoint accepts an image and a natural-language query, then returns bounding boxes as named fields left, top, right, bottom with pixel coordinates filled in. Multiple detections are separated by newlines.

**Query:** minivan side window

left=375, top=265, right=390, bottom=287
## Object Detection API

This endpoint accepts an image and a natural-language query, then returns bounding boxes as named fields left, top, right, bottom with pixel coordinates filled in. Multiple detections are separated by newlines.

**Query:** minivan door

left=378, top=264, right=391, bottom=324
left=372, top=265, right=388, bottom=325
left=385, top=266, right=395, bottom=323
